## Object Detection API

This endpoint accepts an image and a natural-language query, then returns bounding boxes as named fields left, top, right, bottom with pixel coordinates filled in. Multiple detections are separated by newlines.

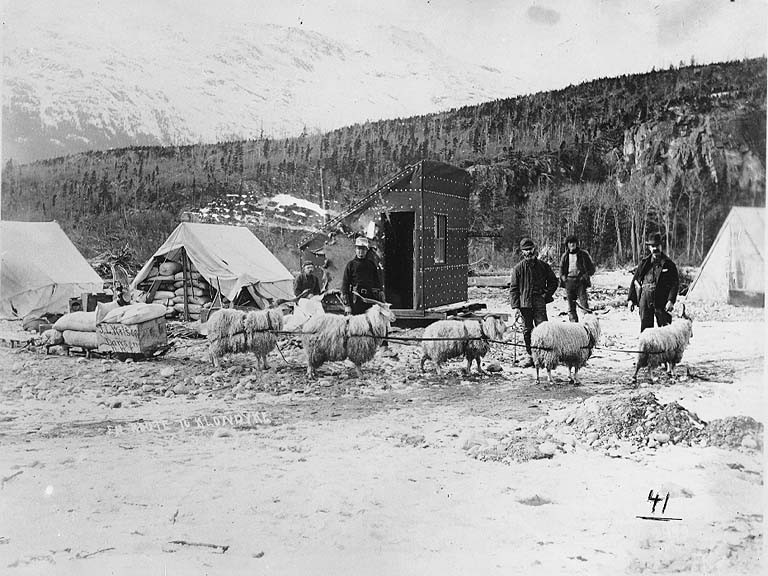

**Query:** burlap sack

left=96, top=301, right=121, bottom=324
left=174, top=295, right=211, bottom=306
left=173, top=303, right=202, bottom=314
left=173, top=280, right=208, bottom=290
left=159, top=261, right=182, bottom=276
left=63, top=330, right=100, bottom=349
left=53, top=311, right=97, bottom=333
left=174, top=286, right=207, bottom=298
left=152, top=290, right=176, bottom=301
left=101, top=303, right=166, bottom=325
left=173, top=271, right=203, bottom=281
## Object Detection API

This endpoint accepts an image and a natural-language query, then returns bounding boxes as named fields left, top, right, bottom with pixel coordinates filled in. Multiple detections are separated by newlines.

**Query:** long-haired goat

left=531, top=312, right=601, bottom=385
left=207, top=307, right=284, bottom=369
left=420, top=315, right=507, bottom=375
left=633, top=304, right=693, bottom=382
left=302, top=299, right=395, bottom=378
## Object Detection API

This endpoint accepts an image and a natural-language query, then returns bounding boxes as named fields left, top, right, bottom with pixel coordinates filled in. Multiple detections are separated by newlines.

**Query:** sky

left=4, top=0, right=767, bottom=97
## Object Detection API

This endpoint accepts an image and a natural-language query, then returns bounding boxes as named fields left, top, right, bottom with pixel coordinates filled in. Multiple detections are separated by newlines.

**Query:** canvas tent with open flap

left=0, top=221, right=104, bottom=319
left=131, top=223, right=294, bottom=319
left=686, top=207, right=765, bottom=307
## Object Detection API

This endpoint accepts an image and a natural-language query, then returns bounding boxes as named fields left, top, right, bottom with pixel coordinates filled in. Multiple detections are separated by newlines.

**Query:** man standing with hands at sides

left=627, top=232, right=680, bottom=332
left=342, top=236, right=383, bottom=315
left=510, top=237, right=559, bottom=368
left=559, top=234, right=596, bottom=322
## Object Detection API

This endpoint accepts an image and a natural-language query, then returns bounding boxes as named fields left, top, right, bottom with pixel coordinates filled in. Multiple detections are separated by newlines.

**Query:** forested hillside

left=2, top=58, right=765, bottom=271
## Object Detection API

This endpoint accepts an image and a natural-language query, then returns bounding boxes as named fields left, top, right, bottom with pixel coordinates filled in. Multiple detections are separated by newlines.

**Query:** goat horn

left=352, top=290, right=384, bottom=306
left=575, top=301, right=595, bottom=313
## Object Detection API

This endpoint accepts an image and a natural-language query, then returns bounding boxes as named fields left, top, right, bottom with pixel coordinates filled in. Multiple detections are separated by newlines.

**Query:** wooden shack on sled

left=298, top=160, right=484, bottom=322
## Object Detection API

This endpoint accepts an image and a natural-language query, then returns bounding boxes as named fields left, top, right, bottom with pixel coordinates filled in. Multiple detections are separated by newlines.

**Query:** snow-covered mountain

left=3, top=18, right=519, bottom=164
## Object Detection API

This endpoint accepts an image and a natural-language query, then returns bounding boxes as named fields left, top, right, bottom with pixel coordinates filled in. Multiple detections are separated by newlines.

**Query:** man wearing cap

left=293, top=261, right=322, bottom=298
left=559, top=234, right=596, bottom=322
left=510, top=237, right=559, bottom=368
left=627, top=232, right=679, bottom=332
left=342, top=236, right=383, bottom=315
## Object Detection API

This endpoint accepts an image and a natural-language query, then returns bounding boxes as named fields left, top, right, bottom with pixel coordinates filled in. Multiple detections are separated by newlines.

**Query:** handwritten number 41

left=636, top=490, right=682, bottom=521
left=648, top=490, right=669, bottom=514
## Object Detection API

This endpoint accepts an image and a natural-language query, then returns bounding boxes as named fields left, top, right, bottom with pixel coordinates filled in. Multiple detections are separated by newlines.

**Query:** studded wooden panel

left=299, top=160, right=471, bottom=310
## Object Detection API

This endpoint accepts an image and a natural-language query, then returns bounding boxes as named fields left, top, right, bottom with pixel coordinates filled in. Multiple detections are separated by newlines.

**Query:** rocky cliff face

left=620, top=107, right=765, bottom=206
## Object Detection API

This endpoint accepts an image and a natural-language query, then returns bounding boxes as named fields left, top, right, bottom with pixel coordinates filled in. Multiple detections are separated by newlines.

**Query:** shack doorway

left=382, top=211, right=415, bottom=309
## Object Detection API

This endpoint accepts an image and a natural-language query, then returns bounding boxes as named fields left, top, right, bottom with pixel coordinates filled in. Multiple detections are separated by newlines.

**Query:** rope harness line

left=263, top=328, right=667, bottom=355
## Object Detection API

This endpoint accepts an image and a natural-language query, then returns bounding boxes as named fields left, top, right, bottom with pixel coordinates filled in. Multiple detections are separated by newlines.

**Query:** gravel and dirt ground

left=0, top=270, right=764, bottom=575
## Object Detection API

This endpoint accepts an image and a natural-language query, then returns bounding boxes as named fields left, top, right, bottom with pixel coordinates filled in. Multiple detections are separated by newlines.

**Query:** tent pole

left=181, top=247, right=190, bottom=322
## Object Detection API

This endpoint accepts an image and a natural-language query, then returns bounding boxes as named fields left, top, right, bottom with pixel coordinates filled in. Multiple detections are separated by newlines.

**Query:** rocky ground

left=0, top=271, right=764, bottom=575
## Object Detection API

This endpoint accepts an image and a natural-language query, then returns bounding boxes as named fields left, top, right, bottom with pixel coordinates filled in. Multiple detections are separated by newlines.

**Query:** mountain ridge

left=3, top=21, right=519, bottom=163
left=2, top=58, right=765, bottom=273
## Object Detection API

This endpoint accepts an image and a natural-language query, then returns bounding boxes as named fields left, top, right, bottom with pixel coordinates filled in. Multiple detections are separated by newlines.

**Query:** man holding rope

left=342, top=236, right=384, bottom=315
left=627, top=232, right=679, bottom=332
left=510, top=237, right=559, bottom=368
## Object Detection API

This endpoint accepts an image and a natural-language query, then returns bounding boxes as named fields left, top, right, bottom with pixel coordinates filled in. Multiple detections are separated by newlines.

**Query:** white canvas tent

left=0, top=221, right=103, bottom=318
left=131, top=222, right=294, bottom=305
left=686, top=207, right=765, bottom=306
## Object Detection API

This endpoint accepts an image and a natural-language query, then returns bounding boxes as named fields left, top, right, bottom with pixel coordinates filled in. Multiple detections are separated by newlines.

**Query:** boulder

left=538, top=442, right=557, bottom=456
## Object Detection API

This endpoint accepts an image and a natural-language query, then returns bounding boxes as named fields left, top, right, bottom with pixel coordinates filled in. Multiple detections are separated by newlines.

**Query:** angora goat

left=633, top=305, right=693, bottom=382
left=302, top=302, right=395, bottom=378
left=420, top=315, right=507, bottom=375
left=531, top=313, right=601, bottom=385
left=207, top=307, right=284, bottom=369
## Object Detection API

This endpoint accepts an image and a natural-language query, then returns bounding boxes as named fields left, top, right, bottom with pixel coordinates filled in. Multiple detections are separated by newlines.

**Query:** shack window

left=434, top=214, right=447, bottom=264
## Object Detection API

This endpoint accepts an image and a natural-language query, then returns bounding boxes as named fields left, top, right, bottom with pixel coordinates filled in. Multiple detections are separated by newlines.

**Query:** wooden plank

left=428, top=300, right=487, bottom=314
left=392, top=308, right=446, bottom=320
left=146, top=279, right=162, bottom=303
left=468, top=275, right=510, bottom=288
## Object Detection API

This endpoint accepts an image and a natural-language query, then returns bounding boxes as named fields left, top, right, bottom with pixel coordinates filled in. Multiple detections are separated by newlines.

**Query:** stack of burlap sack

left=43, top=301, right=122, bottom=351
left=142, top=261, right=212, bottom=321
left=170, top=270, right=212, bottom=321
left=143, top=261, right=183, bottom=318
left=42, top=302, right=169, bottom=352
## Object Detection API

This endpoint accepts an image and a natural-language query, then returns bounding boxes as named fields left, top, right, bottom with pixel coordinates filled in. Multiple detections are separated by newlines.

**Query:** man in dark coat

left=293, top=262, right=321, bottom=298
left=510, top=237, right=559, bottom=367
left=559, top=234, right=596, bottom=322
left=627, top=232, right=679, bottom=332
left=342, top=236, right=383, bottom=315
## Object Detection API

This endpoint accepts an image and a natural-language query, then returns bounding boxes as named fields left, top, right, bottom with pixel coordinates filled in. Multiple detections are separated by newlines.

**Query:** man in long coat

left=627, top=232, right=680, bottom=332
left=510, top=237, right=559, bottom=367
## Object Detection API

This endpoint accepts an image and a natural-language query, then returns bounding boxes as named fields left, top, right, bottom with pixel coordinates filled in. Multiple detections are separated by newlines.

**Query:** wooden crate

left=97, top=317, right=167, bottom=354
left=83, top=292, right=113, bottom=312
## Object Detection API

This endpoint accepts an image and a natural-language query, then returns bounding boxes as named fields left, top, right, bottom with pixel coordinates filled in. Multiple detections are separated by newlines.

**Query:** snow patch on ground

left=271, top=193, right=327, bottom=216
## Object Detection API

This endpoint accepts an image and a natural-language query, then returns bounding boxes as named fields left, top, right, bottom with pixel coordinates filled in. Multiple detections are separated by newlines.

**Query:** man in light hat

left=293, top=261, right=321, bottom=298
left=342, top=236, right=383, bottom=315
left=627, top=232, right=679, bottom=332
left=510, top=237, right=559, bottom=367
